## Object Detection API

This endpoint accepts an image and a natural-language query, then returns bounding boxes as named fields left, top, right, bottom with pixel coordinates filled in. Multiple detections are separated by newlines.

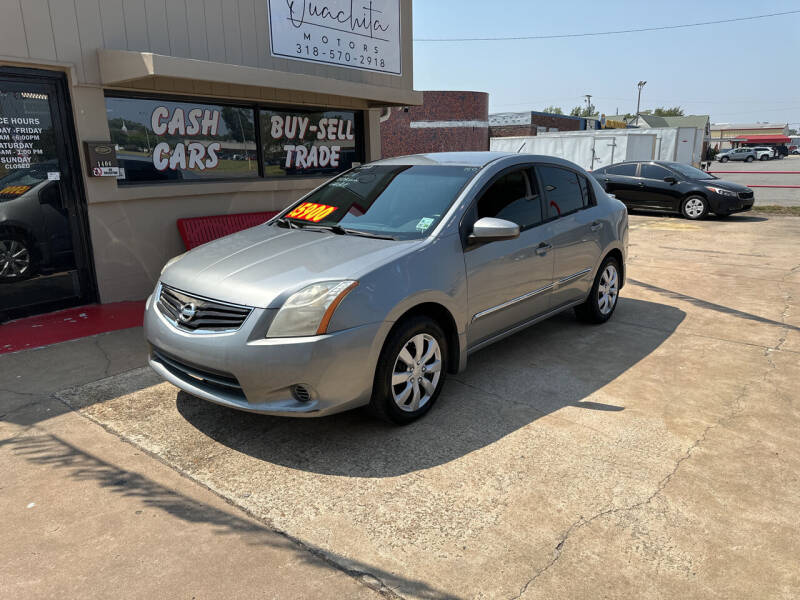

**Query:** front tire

left=720, top=156, right=729, bottom=163
left=681, top=196, right=708, bottom=220
left=745, top=156, right=754, bottom=162
left=575, top=257, right=621, bottom=324
left=0, top=232, right=36, bottom=282
left=760, top=155, right=768, bottom=161
left=369, top=316, right=448, bottom=424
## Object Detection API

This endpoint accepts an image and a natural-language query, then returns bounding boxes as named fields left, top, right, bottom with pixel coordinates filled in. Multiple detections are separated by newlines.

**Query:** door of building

left=0, top=68, right=95, bottom=322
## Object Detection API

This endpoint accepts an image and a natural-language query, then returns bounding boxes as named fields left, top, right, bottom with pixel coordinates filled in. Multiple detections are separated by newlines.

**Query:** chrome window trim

left=472, top=283, right=554, bottom=322
left=156, top=282, right=254, bottom=335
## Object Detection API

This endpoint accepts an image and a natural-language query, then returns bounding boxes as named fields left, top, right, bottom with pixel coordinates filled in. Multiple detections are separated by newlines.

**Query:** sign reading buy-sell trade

left=268, top=0, right=402, bottom=75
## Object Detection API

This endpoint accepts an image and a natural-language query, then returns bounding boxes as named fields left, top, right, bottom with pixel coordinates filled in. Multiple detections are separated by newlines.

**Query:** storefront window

left=105, top=97, right=258, bottom=183
left=260, top=109, right=358, bottom=177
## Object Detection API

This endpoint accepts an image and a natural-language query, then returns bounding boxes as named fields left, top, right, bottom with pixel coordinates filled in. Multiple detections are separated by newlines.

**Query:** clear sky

left=412, top=1, right=800, bottom=127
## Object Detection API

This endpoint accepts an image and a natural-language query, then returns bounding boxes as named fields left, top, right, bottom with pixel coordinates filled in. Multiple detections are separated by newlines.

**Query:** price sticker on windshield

left=286, top=202, right=338, bottom=223
left=0, top=185, right=31, bottom=198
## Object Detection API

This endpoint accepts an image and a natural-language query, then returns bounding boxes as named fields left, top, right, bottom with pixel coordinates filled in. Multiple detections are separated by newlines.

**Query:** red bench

left=177, top=211, right=279, bottom=250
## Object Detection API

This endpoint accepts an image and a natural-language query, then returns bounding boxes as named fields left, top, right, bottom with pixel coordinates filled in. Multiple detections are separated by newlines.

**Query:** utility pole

left=584, top=94, right=592, bottom=114
left=636, top=81, right=647, bottom=122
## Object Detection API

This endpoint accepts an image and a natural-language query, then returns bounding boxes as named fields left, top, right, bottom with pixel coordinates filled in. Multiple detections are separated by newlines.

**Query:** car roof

left=372, top=151, right=515, bottom=167
left=596, top=160, right=697, bottom=171
left=372, top=151, right=584, bottom=170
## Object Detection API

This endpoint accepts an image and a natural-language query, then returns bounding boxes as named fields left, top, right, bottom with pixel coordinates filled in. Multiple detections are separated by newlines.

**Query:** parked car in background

left=145, top=152, right=628, bottom=424
left=717, top=147, right=756, bottom=162
left=592, top=161, right=754, bottom=220
left=751, top=147, right=774, bottom=161
left=0, top=160, right=75, bottom=281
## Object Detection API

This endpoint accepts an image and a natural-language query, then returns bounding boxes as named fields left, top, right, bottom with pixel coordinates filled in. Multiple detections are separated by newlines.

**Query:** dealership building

left=0, top=0, right=419, bottom=319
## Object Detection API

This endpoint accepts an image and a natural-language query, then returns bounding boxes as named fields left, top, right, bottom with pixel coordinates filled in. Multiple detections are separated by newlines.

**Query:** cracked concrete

left=3, top=214, right=800, bottom=599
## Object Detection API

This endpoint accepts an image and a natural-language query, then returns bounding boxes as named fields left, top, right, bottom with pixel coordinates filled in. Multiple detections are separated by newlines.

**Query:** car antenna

left=517, top=143, right=526, bottom=153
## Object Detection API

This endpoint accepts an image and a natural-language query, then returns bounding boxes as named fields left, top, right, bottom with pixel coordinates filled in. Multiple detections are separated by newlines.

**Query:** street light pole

left=636, top=81, right=647, bottom=121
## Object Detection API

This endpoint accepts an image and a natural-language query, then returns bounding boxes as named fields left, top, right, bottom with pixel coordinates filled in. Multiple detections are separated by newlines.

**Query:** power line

left=414, top=10, right=800, bottom=42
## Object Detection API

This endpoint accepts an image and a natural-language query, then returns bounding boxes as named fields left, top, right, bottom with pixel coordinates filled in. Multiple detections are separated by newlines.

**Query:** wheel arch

left=601, top=247, right=625, bottom=289
left=384, top=302, right=462, bottom=375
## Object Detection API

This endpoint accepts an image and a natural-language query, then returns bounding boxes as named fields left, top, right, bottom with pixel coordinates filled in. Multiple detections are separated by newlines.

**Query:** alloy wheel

left=597, top=264, right=619, bottom=315
left=391, top=333, right=442, bottom=412
left=0, top=239, right=31, bottom=280
left=684, top=198, right=705, bottom=219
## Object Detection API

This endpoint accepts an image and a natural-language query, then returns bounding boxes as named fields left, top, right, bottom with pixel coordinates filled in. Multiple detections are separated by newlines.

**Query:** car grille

left=156, top=284, right=252, bottom=332
left=738, top=191, right=754, bottom=200
left=152, top=347, right=243, bottom=392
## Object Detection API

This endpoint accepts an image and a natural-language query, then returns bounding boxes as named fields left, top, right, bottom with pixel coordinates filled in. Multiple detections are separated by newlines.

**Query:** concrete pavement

left=709, top=155, right=800, bottom=206
left=0, top=331, right=383, bottom=599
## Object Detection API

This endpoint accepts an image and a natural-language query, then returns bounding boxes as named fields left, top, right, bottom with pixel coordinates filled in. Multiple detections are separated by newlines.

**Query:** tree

left=789, top=128, right=798, bottom=136
left=570, top=103, right=596, bottom=118
left=653, top=106, right=685, bottom=117
left=541, top=106, right=563, bottom=115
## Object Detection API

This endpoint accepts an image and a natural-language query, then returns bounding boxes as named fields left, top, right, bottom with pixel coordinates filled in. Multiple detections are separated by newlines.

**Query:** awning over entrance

left=97, top=49, right=422, bottom=107
left=730, top=134, right=791, bottom=144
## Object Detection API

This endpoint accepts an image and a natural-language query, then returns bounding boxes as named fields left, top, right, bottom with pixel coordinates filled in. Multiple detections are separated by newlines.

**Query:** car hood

left=160, top=224, right=421, bottom=308
left=692, top=178, right=751, bottom=192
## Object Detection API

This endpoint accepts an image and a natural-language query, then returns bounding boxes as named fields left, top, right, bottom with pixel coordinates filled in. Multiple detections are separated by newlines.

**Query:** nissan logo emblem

left=178, top=303, right=198, bottom=323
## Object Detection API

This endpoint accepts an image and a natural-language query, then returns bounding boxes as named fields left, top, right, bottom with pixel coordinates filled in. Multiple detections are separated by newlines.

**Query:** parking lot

left=3, top=213, right=799, bottom=599
left=711, top=154, right=800, bottom=206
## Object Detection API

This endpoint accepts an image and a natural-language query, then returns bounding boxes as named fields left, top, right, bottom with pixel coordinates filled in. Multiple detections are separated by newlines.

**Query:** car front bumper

left=709, top=193, right=754, bottom=215
left=144, top=289, right=387, bottom=417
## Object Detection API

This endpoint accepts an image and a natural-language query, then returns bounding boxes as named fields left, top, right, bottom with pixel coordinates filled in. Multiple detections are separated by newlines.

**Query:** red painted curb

left=0, top=302, right=145, bottom=354
left=743, top=185, right=800, bottom=189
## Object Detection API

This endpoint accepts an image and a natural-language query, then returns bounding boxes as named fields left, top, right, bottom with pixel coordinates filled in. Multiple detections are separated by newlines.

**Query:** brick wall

left=488, top=124, right=536, bottom=138
left=489, top=113, right=584, bottom=139
left=380, top=91, right=489, bottom=158
left=530, top=114, right=582, bottom=132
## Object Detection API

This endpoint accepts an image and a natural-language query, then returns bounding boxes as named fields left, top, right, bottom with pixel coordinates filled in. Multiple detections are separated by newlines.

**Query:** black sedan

left=591, top=161, right=754, bottom=220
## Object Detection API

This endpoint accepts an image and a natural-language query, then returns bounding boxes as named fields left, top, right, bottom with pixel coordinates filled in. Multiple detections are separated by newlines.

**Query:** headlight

left=267, top=280, right=358, bottom=338
left=161, top=252, right=187, bottom=274
left=704, top=186, right=737, bottom=197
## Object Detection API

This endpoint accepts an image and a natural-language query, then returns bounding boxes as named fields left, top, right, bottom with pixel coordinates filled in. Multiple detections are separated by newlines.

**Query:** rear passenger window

left=578, top=175, right=594, bottom=206
left=605, top=163, right=637, bottom=176
left=477, top=170, right=542, bottom=229
left=538, top=166, right=585, bottom=219
left=640, top=164, right=672, bottom=180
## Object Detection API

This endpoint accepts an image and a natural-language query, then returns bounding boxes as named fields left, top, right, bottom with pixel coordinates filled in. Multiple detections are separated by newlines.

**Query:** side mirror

left=663, top=176, right=677, bottom=184
left=468, top=217, right=520, bottom=244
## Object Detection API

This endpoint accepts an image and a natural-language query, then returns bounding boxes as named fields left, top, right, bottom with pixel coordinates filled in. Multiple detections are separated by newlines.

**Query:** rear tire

left=681, top=196, right=708, bottom=220
left=369, top=316, right=448, bottom=424
left=575, top=256, right=621, bottom=324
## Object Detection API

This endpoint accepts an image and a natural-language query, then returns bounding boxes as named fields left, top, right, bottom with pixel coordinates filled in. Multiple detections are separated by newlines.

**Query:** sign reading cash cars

left=268, top=0, right=402, bottom=75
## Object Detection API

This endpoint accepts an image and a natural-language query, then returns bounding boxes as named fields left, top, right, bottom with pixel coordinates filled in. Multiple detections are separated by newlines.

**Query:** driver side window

left=477, top=169, right=542, bottom=230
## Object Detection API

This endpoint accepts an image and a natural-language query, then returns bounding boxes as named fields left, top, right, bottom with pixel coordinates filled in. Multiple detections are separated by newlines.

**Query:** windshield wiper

left=274, top=217, right=300, bottom=229
left=278, top=220, right=395, bottom=240
left=339, top=228, right=396, bottom=240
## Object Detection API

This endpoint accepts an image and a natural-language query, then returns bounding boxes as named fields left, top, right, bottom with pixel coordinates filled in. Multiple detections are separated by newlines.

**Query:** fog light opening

left=292, top=385, right=312, bottom=403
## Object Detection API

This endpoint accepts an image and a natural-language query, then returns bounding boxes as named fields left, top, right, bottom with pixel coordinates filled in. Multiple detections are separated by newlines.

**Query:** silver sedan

left=145, top=152, right=628, bottom=423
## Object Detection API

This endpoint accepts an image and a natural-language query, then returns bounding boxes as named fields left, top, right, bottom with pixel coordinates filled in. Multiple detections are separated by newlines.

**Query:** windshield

left=0, top=159, right=54, bottom=187
left=279, top=164, right=480, bottom=240
left=663, top=162, right=715, bottom=180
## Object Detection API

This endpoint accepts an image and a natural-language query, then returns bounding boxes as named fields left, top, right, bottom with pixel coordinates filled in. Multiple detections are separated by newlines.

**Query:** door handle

left=535, top=242, right=552, bottom=256
left=590, top=221, right=603, bottom=232
left=637, top=182, right=645, bottom=187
